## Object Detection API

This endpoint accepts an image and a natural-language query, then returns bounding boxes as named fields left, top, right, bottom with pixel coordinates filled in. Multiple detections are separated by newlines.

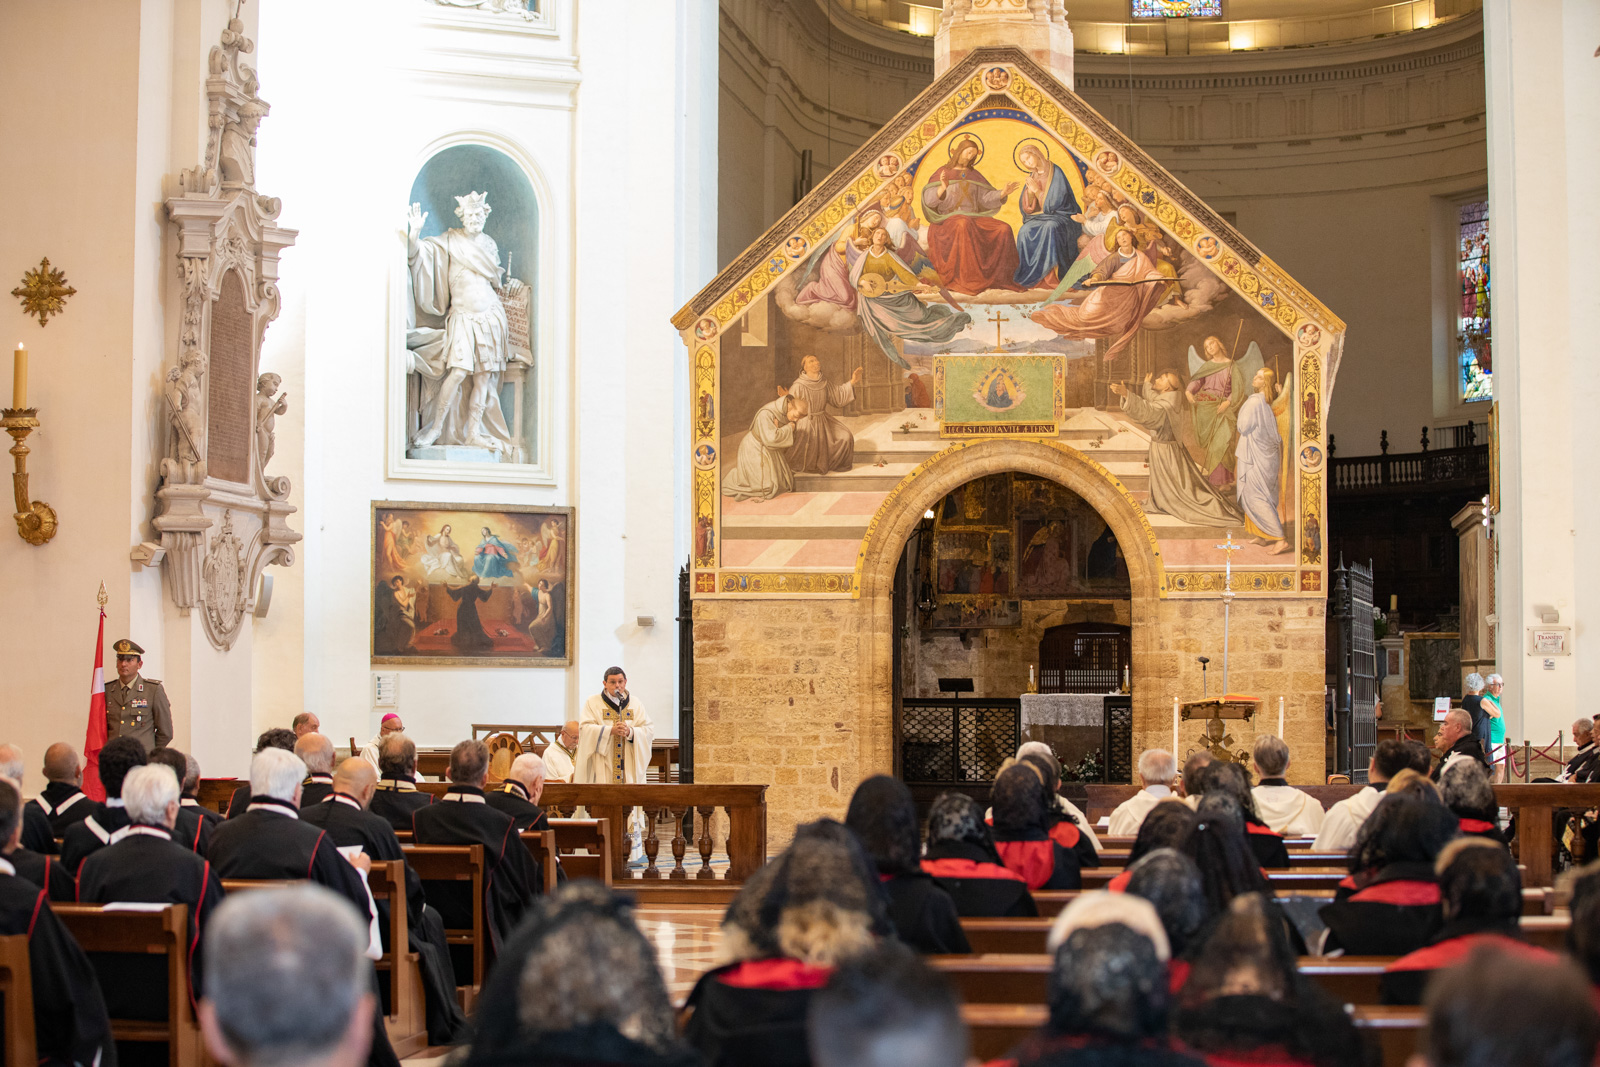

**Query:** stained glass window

left=1131, top=0, right=1223, bottom=18
left=1458, top=200, right=1491, bottom=402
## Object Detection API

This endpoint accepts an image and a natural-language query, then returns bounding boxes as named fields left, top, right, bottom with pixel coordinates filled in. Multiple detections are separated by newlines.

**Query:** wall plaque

left=207, top=270, right=253, bottom=484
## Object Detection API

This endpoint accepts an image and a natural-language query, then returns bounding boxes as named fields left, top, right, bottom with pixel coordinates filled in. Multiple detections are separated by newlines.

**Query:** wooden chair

left=50, top=903, right=202, bottom=1067
left=522, top=830, right=560, bottom=895
left=349, top=737, right=360, bottom=759
left=0, top=934, right=36, bottom=1067
left=404, top=844, right=488, bottom=1006
left=549, top=818, right=614, bottom=886
left=484, top=734, right=522, bottom=784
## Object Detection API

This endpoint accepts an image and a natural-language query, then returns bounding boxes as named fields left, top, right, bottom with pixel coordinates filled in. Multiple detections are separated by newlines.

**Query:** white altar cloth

left=1020, top=693, right=1107, bottom=728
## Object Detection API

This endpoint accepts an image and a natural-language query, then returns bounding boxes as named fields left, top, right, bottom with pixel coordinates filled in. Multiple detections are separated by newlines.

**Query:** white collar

left=331, top=794, right=363, bottom=811
left=1143, top=785, right=1172, bottom=798
left=125, top=825, right=172, bottom=840
left=247, top=800, right=299, bottom=819
left=442, top=792, right=485, bottom=804
left=179, top=798, right=199, bottom=807
left=0, top=857, right=14, bottom=876
left=304, top=773, right=333, bottom=784
left=104, top=797, right=126, bottom=809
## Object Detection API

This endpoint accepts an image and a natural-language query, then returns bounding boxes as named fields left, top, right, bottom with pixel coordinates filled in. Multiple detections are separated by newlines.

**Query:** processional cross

left=1215, top=532, right=1241, bottom=695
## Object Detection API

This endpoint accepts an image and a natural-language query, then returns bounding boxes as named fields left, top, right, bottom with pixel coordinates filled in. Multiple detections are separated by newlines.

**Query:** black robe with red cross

left=922, top=840, right=1039, bottom=917
left=1318, top=861, right=1444, bottom=956
left=684, top=958, right=833, bottom=1067
left=5, top=846, right=76, bottom=902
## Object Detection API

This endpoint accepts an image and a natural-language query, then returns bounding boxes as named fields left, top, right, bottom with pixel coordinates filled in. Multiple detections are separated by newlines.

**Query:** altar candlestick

left=1173, top=697, right=1180, bottom=757
left=1278, top=696, right=1285, bottom=739
left=12, top=343, right=25, bottom=408
left=1029, top=664, right=1035, bottom=688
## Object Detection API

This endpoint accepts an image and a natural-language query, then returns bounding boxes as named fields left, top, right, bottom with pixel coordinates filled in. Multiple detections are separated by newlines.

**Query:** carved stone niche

left=148, top=17, right=300, bottom=653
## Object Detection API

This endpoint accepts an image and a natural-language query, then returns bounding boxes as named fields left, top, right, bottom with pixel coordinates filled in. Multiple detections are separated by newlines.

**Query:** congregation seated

left=1381, top=838, right=1551, bottom=1005
left=27, top=741, right=101, bottom=838
left=1431, top=708, right=1489, bottom=781
left=1174, top=894, right=1371, bottom=1067
left=0, top=776, right=117, bottom=1067
left=169, top=750, right=224, bottom=826
left=1440, top=759, right=1505, bottom=842
left=1565, top=717, right=1598, bottom=783
left=1195, top=761, right=1290, bottom=868
left=1249, top=735, right=1325, bottom=838
left=485, top=751, right=552, bottom=832
left=1318, top=790, right=1459, bottom=956
left=1312, top=738, right=1418, bottom=853
left=1016, top=741, right=1102, bottom=853
left=684, top=819, right=887, bottom=1067
left=200, top=885, right=375, bottom=1067
left=464, top=882, right=703, bottom=1067
left=1009, top=896, right=1205, bottom=1067
left=541, top=720, right=581, bottom=784
left=1123, top=849, right=1207, bottom=983
left=412, top=738, right=542, bottom=974
left=149, top=744, right=216, bottom=853
left=1106, top=790, right=1197, bottom=892
left=992, top=764, right=1090, bottom=890
left=1189, top=795, right=1307, bottom=955
left=1419, top=946, right=1599, bottom=1067
left=301, top=757, right=469, bottom=1044
left=1107, top=748, right=1177, bottom=838
left=369, top=733, right=435, bottom=832
left=1, top=808, right=75, bottom=901
left=1177, top=750, right=1211, bottom=802
left=1016, top=749, right=1100, bottom=861
left=0, top=744, right=57, bottom=855
left=808, top=944, right=968, bottom=1067
left=76, top=763, right=226, bottom=1017
left=296, top=732, right=338, bottom=806
left=225, top=728, right=297, bottom=817
left=844, top=775, right=968, bottom=954
left=60, top=735, right=147, bottom=873
left=920, top=792, right=1037, bottom=917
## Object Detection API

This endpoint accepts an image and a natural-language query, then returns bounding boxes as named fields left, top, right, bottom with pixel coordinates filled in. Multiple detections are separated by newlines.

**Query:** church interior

left=2, top=1, right=1599, bottom=1065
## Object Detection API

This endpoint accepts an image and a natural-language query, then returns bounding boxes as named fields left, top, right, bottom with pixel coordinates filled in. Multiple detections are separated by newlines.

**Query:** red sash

left=718, top=958, right=833, bottom=991
left=994, top=839, right=1057, bottom=890
left=1348, top=880, right=1441, bottom=906
left=1387, top=933, right=1552, bottom=973
left=1459, top=817, right=1497, bottom=834
left=1107, top=868, right=1133, bottom=893
left=921, top=857, right=1025, bottom=882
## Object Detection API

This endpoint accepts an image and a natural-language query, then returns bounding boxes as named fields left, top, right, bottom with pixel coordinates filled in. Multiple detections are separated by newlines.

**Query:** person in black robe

left=5, top=841, right=76, bottom=901
left=302, top=758, right=469, bottom=1045
left=295, top=733, right=338, bottom=807
left=1189, top=795, right=1307, bottom=956
left=1175, top=894, right=1374, bottom=1067
left=1, top=743, right=58, bottom=855
left=223, top=727, right=297, bottom=818
left=1018, top=750, right=1102, bottom=865
left=1430, top=709, right=1489, bottom=781
left=465, top=882, right=703, bottom=1067
left=206, top=747, right=401, bottom=1067
left=685, top=820, right=890, bottom=1067
left=920, top=791, right=1037, bottom=917
left=446, top=575, right=494, bottom=651
left=411, top=740, right=541, bottom=979
left=485, top=752, right=552, bottom=832
left=991, top=764, right=1084, bottom=890
left=1421, top=945, right=1600, bottom=1067
left=1381, top=839, right=1546, bottom=1005
left=807, top=944, right=970, bottom=1067
left=1318, top=790, right=1458, bottom=956
left=1439, top=758, right=1506, bottom=842
left=371, top=734, right=435, bottom=832
left=1194, top=761, right=1290, bottom=868
left=843, top=775, right=968, bottom=954
left=60, top=735, right=147, bottom=873
left=1125, top=849, right=1208, bottom=971
left=76, top=764, right=225, bottom=1027
left=27, top=742, right=101, bottom=837
left=149, top=746, right=222, bottom=851
left=0, top=778, right=118, bottom=1067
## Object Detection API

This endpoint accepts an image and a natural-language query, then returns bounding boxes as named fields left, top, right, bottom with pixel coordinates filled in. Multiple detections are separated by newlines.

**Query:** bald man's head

left=509, top=752, right=546, bottom=804
left=43, top=743, right=81, bottom=784
left=294, top=733, right=336, bottom=776
left=332, top=758, right=378, bottom=808
left=560, top=721, right=580, bottom=748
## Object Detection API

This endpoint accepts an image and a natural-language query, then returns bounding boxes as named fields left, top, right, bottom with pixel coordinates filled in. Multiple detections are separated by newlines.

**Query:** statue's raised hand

left=405, top=203, right=428, bottom=247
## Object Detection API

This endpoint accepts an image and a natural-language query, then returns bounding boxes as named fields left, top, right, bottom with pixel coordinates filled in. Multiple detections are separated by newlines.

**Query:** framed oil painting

left=371, top=501, right=573, bottom=666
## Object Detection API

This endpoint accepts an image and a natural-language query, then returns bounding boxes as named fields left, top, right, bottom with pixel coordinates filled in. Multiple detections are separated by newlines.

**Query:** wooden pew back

left=522, top=831, right=559, bottom=895
left=403, top=844, right=488, bottom=993
left=549, top=818, right=613, bottom=886
left=0, top=933, right=36, bottom=1067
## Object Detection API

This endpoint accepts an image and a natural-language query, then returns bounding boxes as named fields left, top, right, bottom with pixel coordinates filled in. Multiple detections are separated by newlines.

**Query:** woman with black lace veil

left=463, top=882, right=702, bottom=1067
left=991, top=764, right=1087, bottom=890
left=1174, top=894, right=1375, bottom=1067
left=1194, top=761, right=1290, bottom=868
left=1317, top=790, right=1457, bottom=956
left=1107, top=802, right=1198, bottom=892
left=844, top=775, right=969, bottom=954
left=1018, top=750, right=1101, bottom=867
left=684, top=819, right=890, bottom=1067
left=1188, top=795, right=1307, bottom=956
left=920, top=791, right=1038, bottom=917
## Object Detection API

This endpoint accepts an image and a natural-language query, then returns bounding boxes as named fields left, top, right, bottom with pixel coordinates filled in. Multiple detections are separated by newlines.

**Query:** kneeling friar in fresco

left=578, top=666, right=655, bottom=861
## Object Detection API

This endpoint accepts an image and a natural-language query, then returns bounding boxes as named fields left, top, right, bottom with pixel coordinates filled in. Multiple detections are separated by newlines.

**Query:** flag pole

left=83, top=582, right=110, bottom=801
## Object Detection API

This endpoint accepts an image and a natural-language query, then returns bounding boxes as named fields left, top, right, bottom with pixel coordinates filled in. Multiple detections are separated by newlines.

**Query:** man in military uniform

left=106, top=639, right=172, bottom=752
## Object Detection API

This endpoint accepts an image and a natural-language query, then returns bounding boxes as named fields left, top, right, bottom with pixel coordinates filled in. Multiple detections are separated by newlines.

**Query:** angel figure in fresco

left=373, top=576, right=417, bottom=655
left=851, top=227, right=972, bottom=368
left=1030, top=227, right=1171, bottom=359
left=1186, top=335, right=1254, bottom=487
left=378, top=513, right=407, bottom=572
left=1012, top=141, right=1082, bottom=290
left=1109, top=373, right=1245, bottom=529
left=921, top=135, right=1023, bottom=294
left=723, top=394, right=808, bottom=501
left=534, top=518, right=566, bottom=576
left=1235, top=367, right=1294, bottom=554
left=526, top=578, right=558, bottom=652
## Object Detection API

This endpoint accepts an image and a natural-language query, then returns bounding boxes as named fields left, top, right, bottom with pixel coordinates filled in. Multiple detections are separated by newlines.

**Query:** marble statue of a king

left=405, top=191, right=526, bottom=456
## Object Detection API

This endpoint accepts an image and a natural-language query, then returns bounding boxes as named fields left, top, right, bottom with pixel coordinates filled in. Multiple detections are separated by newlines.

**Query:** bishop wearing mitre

left=578, top=666, right=654, bottom=861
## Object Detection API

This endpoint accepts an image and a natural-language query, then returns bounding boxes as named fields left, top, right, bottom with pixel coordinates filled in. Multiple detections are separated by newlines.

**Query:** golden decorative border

left=1165, top=570, right=1297, bottom=595
left=718, top=572, right=857, bottom=596
left=692, top=343, right=718, bottom=569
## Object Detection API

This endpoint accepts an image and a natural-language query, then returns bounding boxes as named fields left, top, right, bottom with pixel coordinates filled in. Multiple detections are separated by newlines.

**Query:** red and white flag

left=83, top=607, right=108, bottom=802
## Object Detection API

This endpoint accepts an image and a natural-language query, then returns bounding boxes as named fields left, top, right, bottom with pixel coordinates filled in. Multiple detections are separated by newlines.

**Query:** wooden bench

left=1093, top=849, right=1348, bottom=870
left=549, top=818, right=614, bottom=886
left=1079, top=867, right=1353, bottom=893
left=522, top=830, right=560, bottom=895
left=403, top=844, right=487, bottom=1006
left=50, top=903, right=202, bottom=1067
left=0, top=933, right=35, bottom=1067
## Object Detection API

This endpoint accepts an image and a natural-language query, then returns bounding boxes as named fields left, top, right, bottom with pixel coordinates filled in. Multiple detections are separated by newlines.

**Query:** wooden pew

left=549, top=818, right=613, bottom=886
left=522, top=830, right=560, bottom=895
left=0, top=934, right=35, bottom=1067
left=1355, top=1005, right=1426, bottom=1067
left=51, top=903, right=202, bottom=1067
left=1093, top=849, right=1347, bottom=870
left=1079, top=867, right=1352, bottom=893
left=403, top=844, right=487, bottom=1006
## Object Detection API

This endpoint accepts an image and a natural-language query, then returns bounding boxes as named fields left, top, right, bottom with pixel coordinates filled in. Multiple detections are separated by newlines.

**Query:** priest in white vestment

left=542, top=721, right=581, bottom=784
left=578, top=668, right=655, bottom=861
left=1249, top=734, right=1325, bottom=837
left=1312, top=738, right=1414, bottom=851
left=1107, top=749, right=1178, bottom=837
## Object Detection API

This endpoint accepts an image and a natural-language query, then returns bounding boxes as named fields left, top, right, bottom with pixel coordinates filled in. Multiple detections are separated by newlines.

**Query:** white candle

left=12, top=343, right=26, bottom=409
left=1029, top=664, right=1035, bottom=687
left=1173, top=697, right=1180, bottom=756
left=1278, top=696, right=1285, bottom=738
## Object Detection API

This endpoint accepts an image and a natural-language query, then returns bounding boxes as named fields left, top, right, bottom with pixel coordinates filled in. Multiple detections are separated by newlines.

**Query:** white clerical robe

left=1251, top=783, right=1326, bottom=837
left=542, top=740, right=578, bottom=784
left=578, top=694, right=655, bottom=785
left=1311, top=784, right=1384, bottom=853
left=1106, top=787, right=1176, bottom=838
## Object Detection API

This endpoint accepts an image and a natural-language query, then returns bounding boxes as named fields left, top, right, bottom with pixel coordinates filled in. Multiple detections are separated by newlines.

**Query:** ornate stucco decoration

left=423, top=0, right=541, bottom=19
left=148, top=16, right=300, bottom=651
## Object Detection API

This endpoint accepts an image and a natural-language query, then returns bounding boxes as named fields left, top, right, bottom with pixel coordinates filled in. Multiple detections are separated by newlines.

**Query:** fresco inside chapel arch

left=679, top=57, right=1341, bottom=602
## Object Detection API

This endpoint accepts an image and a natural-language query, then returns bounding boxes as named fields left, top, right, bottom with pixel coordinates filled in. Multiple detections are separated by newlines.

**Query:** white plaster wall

left=1483, top=0, right=1600, bottom=747
left=253, top=1, right=712, bottom=755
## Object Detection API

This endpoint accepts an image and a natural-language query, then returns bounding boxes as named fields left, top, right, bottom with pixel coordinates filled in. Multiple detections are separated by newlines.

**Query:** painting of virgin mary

left=1013, top=140, right=1083, bottom=289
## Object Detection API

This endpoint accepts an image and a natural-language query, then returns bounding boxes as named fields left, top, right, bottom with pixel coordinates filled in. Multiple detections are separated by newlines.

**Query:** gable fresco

left=676, top=49, right=1342, bottom=601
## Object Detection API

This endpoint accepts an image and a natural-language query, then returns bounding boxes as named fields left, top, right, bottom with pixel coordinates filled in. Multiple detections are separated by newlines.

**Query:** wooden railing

left=1330, top=443, right=1489, bottom=496
left=417, top=739, right=683, bottom=782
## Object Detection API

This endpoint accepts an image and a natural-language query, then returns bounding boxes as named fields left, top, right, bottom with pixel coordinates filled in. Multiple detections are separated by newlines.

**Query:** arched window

left=1038, top=622, right=1130, bottom=694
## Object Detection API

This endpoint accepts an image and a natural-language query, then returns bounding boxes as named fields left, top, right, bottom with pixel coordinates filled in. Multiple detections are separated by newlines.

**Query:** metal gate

left=900, top=698, right=1021, bottom=785
left=1332, top=559, right=1378, bottom=782
left=1039, top=623, right=1131, bottom=693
